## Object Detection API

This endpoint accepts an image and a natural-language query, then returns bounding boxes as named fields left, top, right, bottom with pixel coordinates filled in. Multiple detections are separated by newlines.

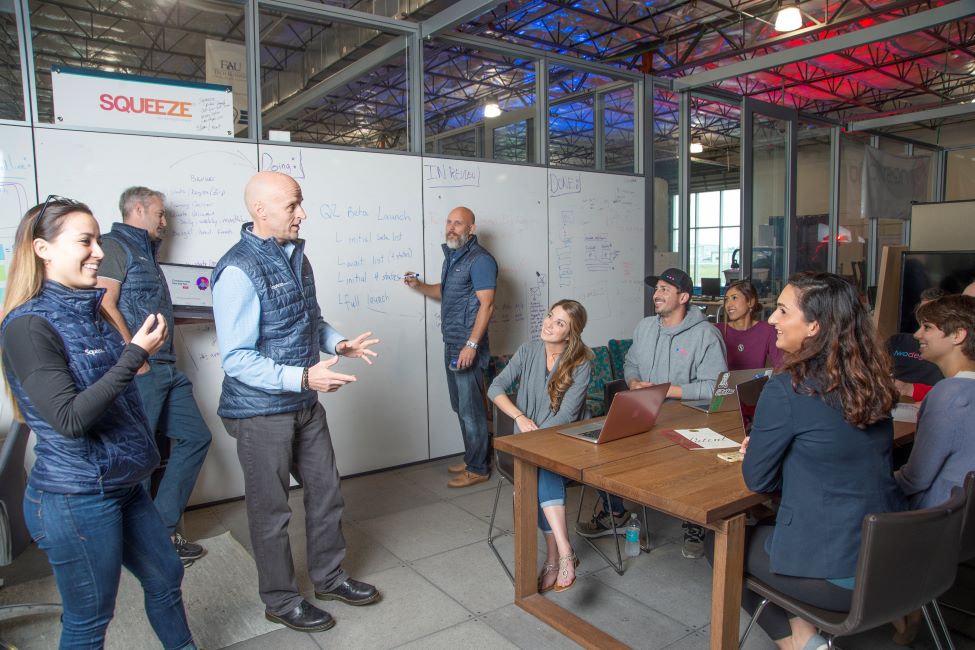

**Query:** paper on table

left=892, top=402, right=920, bottom=423
left=662, top=427, right=740, bottom=450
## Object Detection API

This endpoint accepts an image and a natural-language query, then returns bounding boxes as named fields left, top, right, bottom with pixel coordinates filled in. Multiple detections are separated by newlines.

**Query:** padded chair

left=586, top=346, right=614, bottom=417
left=607, top=339, right=633, bottom=380
left=0, top=422, right=61, bottom=640
left=738, top=486, right=968, bottom=650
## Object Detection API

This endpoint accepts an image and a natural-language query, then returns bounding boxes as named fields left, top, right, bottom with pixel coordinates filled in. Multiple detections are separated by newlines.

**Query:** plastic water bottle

left=624, top=513, right=641, bottom=557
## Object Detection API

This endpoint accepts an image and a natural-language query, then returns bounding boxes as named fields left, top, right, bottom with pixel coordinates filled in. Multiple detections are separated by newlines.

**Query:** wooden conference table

left=494, top=401, right=916, bottom=650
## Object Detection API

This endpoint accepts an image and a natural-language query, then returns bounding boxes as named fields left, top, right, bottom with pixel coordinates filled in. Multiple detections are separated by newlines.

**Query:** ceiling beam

left=259, top=0, right=418, bottom=34
left=673, top=0, right=975, bottom=90
left=263, top=36, right=408, bottom=126
left=847, top=101, right=975, bottom=131
left=420, top=0, right=503, bottom=39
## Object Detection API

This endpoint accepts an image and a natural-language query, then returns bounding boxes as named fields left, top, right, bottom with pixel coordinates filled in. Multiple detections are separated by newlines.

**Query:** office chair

left=739, top=486, right=967, bottom=650
left=0, top=423, right=62, bottom=647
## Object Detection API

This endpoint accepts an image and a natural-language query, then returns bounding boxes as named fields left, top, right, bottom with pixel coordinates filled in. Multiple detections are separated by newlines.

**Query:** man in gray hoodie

left=577, top=268, right=728, bottom=558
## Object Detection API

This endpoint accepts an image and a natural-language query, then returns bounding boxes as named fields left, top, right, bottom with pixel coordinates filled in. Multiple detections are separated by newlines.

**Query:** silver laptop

left=682, top=368, right=773, bottom=413
left=557, top=384, right=669, bottom=444
left=158, top=262, right=214, bottom=319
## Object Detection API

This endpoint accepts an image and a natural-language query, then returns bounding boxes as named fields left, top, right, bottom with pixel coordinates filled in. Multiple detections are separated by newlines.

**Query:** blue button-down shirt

left=212, top=241, right=346, bottom=393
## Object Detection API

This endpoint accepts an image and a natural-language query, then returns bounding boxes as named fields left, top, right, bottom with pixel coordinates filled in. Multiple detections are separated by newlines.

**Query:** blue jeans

left=23, top=484, right=195, bottom=650
left=444, top=343, right=489, bottom=476
left=538, top=469, right=567, bottom=533
left=598, top=492, right=626, bottom=516
left=135, top=361, right=212, bottom=534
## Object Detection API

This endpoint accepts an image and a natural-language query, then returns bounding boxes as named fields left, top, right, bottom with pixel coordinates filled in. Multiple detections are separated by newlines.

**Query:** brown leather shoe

left=448, top=471, right=490, bottom=488
left=447, top=462, right=467, bottom=474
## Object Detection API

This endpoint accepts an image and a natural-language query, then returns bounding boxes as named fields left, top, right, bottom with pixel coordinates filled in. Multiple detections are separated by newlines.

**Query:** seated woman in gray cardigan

left=895, top=294, right=975, bottom=509
left=488, top=299, right=592, bottom=592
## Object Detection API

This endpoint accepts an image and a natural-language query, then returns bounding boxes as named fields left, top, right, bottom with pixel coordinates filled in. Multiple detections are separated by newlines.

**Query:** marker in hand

left=403, top=272, right=421, bottom=288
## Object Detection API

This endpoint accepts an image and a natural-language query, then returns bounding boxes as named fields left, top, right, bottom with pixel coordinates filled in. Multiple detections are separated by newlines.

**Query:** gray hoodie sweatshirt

left=623, top=307, right=728, bottom=401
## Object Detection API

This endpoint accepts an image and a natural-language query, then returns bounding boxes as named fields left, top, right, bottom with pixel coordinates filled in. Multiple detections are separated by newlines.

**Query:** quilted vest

left=101, top=222, right=175, bottom=362
left=212, top=224, right=322, bottom=418
left=1, top=282, right=159, bottom=493
left=439, top=234, right=495, bottom=349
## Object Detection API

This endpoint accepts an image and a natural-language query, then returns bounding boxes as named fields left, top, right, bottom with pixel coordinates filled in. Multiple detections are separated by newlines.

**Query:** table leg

left=710, top=513, right=746, bottom=650
left=513, top=457, right=539, bottom=600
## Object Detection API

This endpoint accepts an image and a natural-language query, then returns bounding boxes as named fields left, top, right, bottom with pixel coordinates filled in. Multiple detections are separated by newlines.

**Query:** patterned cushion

left=608, top=339, right=633, bottom=380
left=588, top=346, right=614, bottom=400
left=587, top=397, right=606, bottom=417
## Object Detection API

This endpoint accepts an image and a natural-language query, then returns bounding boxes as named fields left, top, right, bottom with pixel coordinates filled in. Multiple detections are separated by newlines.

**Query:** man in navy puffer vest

left=211, top=171, right=381, bottom=633
left=97, top=186, right=212, bottom=565
left=404, top=206, right=497, bottom=488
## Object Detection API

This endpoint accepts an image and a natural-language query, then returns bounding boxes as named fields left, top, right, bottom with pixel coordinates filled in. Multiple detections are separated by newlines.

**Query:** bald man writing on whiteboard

left=404, top=206, right=497, bottom=488
left=211, top=171, right=381, bottom=633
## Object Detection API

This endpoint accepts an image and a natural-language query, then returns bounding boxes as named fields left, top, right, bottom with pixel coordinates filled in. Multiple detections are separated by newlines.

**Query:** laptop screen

left=158, top=263, right=213, bottom=308
left=736, top=375, right=769, bottom=436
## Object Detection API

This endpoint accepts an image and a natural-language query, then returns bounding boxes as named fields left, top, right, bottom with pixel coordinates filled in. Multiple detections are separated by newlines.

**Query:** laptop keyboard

left=580, top=429, right=602, bottom=440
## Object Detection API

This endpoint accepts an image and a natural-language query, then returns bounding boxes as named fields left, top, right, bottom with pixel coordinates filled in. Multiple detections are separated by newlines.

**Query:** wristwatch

left=465, top=340, right=479, bottom=350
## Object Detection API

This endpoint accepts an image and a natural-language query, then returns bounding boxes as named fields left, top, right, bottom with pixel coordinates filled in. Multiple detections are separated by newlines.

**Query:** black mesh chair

left=738, top=486, right=967, bottom=649
left=0, top=422, right=61, bottom=643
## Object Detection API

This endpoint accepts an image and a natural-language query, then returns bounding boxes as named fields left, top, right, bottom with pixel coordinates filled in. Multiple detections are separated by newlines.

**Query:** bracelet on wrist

left=301, top=367, right=310, bottom=391
left=465, top=339, right=479, bottom=350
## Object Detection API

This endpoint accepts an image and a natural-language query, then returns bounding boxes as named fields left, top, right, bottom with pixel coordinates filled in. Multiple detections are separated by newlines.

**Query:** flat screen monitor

left=700, top=277, right=721, bottom=298
left=158, top=262, right=214, bottom=319
left=899, top=251, right=975, bottom=333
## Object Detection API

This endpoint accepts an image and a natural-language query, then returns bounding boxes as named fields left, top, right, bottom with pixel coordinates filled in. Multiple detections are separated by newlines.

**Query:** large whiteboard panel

left=421, top=157, right=548, bottom=458
left=0, top=125, right=39, bottom=432
left=548, top=170, right=645, bottom=346
left=260, top=145, right=428, bottom=474
left=34, top=128, right=258, bottom=504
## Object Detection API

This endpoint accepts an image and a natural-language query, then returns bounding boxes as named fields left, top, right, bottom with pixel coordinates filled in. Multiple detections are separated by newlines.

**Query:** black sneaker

left=682, top=523, right=705, bottom=559
left=576, top=508, right=630, bottom=538
left=173, top=533, right=206, bottom=565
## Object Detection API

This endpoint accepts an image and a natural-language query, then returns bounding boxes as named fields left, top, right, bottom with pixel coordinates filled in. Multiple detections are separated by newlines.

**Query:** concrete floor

left=3, top=453, right=974, bottom=649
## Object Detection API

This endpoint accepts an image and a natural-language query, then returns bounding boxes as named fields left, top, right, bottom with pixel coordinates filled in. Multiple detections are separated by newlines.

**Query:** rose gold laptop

left=556, top=384, right=670, bottom=444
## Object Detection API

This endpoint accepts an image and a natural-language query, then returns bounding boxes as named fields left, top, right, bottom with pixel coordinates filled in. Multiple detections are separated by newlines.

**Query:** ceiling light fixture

left=690, top=142, right=704, bottom=154
left=774, top=2, right=803, bottom=32
left=483, top=101, right=502, bottom=118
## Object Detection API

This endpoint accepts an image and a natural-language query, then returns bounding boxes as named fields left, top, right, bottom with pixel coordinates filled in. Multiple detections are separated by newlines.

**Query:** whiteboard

left=0, top=124, right=38, bottom=433
left=34, top=128, right=258, bottom=504
left=259, top=144, right=428, bottom=475
left=548, top=170, right=645, bottom=346
left=421, top=157, right=548, bottom=458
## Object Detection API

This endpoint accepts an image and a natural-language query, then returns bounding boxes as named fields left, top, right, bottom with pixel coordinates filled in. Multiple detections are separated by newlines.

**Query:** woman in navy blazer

left=739, top=272, right=906, bottom=650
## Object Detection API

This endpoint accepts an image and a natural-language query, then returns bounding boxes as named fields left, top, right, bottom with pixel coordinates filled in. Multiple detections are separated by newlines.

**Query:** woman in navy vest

left=1, top=198, right=196, bottom=649
left=736, top=272, right=905, bottom=650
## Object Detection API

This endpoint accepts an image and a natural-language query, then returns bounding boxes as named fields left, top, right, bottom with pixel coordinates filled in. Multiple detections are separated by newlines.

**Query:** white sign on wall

left=51, top=65, right=234, bottom=137
left=205, top=39, right=248, bottom=131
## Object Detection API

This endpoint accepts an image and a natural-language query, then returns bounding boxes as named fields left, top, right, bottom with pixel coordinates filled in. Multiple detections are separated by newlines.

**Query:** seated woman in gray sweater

left=895, top=294, right=975, bottom=509
left=488, top=299, right=592, bottom=592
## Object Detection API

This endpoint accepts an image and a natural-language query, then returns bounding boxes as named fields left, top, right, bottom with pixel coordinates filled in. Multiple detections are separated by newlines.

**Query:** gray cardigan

left=487, top=340, right=591, bottom=430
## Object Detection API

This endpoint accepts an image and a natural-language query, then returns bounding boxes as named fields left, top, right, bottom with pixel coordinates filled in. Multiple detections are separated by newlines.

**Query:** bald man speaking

left=405, top=206, right=497, bottom=488
left=212, top=171, right=381, bottom=632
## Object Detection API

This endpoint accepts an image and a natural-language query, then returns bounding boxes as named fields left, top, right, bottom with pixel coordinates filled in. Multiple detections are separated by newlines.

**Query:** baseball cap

left=645, top=268, right=693, bottom=294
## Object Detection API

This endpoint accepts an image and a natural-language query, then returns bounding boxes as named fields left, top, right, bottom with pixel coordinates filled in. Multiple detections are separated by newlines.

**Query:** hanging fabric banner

left=51, top=65, right=234, bottom=137
left=205, top=39, right=248, bottom=132
left=861, top=145, right=930, bottom=220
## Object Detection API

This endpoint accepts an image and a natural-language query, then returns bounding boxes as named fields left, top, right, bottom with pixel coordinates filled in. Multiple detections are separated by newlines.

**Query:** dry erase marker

left=404, top=273, right=421, bottom=281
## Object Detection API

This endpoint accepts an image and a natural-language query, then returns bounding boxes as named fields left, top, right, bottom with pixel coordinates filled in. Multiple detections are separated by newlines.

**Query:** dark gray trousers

left=222, top=402, right=348, bottom=615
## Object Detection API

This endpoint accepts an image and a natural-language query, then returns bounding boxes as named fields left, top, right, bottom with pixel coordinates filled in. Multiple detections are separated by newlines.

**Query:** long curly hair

left=546, top=299, right=593, bottom=414
left=779, top=272, right=898, bottom=428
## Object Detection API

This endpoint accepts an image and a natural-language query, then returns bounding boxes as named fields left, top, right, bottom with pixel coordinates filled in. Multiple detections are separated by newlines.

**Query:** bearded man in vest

left=97, top=186, right=212, bottom=565
left=404, top=206, right=497, bottom=488
left=211, top=171, right=381, bottom=632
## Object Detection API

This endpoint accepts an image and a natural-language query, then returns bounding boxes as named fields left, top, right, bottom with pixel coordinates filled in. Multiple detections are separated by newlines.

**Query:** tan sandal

left=553, top=552, right=579, bottom=593
left=537, top=563, right=558, bottom=593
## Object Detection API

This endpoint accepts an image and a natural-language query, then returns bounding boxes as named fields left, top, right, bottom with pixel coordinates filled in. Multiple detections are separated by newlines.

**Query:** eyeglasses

left=33, top=195, right=84, bottom=237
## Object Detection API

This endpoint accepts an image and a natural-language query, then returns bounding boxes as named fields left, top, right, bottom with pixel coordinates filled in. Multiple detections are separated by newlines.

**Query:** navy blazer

left=742, top=373, right=906, bottom=579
